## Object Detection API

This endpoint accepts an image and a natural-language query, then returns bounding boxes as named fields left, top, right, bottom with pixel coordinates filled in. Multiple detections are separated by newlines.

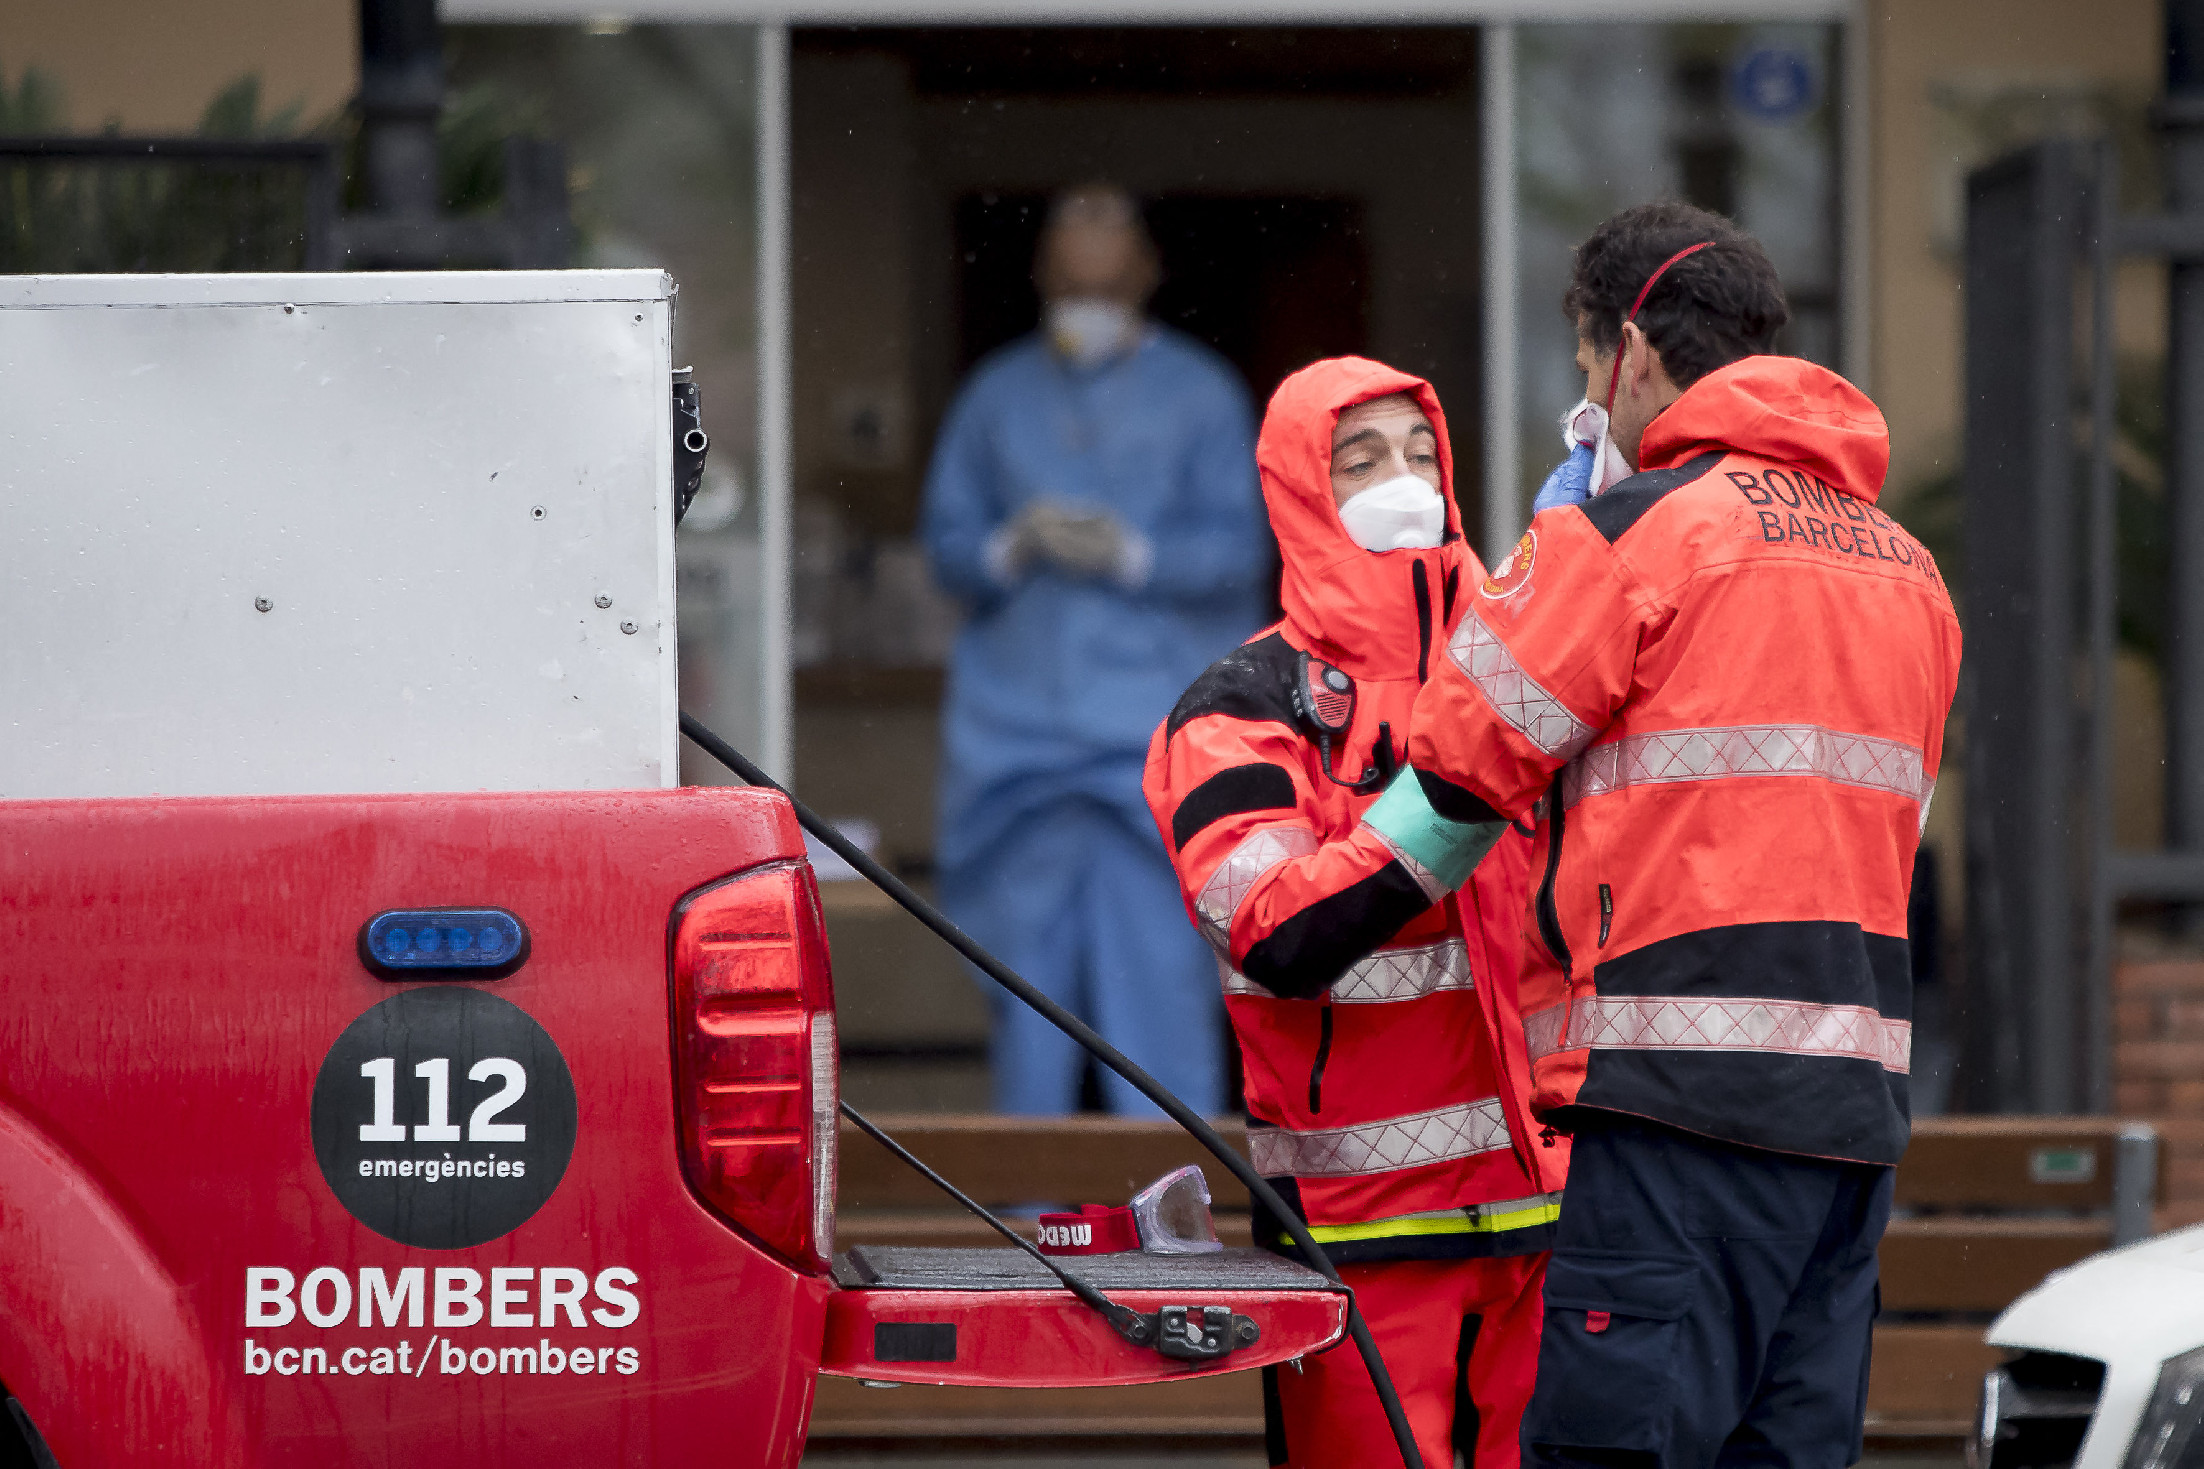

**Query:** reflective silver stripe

left=1447, top=611, right=1594, bottom=760
left=1248, top=1098, right=1512, bottom=1179
left=1217, top=952, right=1274, bottom=997
left=1220, top=937, right=1473, bottom=1004
left=1335, top=937, right=1472, bottom=1003
left=1195, top=824, right=1318, bottom=944
left=1361, top=820, right=1448, bottom=904
left=1527, top=996, right=1911, bottom=1074
left=1562, top=724, right=1933, bottom=830
left=1373, top=1192, right=1565, bottom=1229
left=1523, top=1003, right=1565, bottom=1061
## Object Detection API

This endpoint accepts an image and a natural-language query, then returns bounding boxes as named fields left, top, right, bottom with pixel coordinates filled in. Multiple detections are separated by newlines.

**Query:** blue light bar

left=359, top=908, right=529, bottom=979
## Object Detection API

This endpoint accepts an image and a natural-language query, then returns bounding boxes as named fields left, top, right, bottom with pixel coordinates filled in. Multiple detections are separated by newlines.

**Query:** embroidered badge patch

left=1482, top=528, right=1537, bottom=598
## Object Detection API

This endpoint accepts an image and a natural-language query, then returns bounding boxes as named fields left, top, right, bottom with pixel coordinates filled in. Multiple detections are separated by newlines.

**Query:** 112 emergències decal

left=272, top=990, right=638, bottom=1383
left=311, top=986, right=579, bottom=1250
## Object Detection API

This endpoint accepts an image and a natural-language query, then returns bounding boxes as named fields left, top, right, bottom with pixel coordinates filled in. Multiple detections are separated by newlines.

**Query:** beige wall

left=1, top=0, right=354, bottom=133
left=1868, top=0, right=2160, bottom=500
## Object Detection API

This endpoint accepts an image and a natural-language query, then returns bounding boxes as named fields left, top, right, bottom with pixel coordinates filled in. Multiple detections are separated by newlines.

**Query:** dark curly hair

left=1562, top=201, right=1789, bottom=388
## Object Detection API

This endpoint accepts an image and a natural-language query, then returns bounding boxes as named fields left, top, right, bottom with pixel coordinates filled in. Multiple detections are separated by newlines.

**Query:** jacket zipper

left=1598, top=883, right=1613, bottom=947
left=1308, top=1002, right=1334, bottom=1114
left=1411, top=561, right=1433, bottom=685
left=1533, top=801, right=1577, bottom=1167
left=1535, top=799, right=1572, bottom=976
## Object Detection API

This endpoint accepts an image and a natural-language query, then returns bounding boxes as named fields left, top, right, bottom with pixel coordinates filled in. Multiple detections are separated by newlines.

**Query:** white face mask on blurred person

left=1046, top=297, right=1139, bottom=369
left=1337, top=473, right=1447, bottom=552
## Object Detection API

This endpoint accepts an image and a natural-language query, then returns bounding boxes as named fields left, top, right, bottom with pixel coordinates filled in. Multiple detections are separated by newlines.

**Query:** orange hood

left=1638, top=354, right=1890, bottom=503
left=1256, top=357, right=1471, bottom=682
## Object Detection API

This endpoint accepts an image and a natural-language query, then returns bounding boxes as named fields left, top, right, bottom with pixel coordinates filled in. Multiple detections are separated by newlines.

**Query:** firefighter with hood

left=1337, top=203, right=1961, bottom=1467
left=1144, top=357, right=1565, bottom=1467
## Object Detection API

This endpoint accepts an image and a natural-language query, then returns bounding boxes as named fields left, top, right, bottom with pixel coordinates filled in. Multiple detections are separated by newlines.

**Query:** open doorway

left=788, top=26, right=1485, bottom=1109
left=954, top=192, right=1368, bottom=402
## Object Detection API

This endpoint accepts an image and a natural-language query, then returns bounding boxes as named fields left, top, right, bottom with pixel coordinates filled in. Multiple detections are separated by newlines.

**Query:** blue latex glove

left=1532, top=442, right=1597, bottom=514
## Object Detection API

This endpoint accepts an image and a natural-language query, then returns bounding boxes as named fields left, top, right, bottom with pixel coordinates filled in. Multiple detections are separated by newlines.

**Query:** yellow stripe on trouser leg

left=1302, top=1194, right=1565, bottom=1244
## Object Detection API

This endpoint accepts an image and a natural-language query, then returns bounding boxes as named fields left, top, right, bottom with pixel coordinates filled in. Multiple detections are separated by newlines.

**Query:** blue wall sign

left=1732, top=48, right=1817, bottom=123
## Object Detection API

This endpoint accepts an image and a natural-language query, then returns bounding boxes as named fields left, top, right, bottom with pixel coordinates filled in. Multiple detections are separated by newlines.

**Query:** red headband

left=1604, top=240, right=1715, bottom=412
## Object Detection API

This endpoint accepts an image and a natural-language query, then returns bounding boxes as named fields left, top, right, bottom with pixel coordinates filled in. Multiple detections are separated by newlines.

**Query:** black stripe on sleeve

left=1414, top=767, right=1505, bottom=825
left=1238, top=865, right=1435, bottom=1000
left=1172, top=762, right=1299, bottom=851
left=1576, top=450, right=1726, bottom=543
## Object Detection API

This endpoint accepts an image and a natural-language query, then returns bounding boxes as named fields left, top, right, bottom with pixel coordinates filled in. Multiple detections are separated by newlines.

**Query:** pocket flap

left=1541, top=1251, right=1697, bottom=1321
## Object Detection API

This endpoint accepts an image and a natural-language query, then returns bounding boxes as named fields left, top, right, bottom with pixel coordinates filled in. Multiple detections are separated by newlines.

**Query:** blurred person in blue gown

left=920, top=183, right=1271, bottom=1117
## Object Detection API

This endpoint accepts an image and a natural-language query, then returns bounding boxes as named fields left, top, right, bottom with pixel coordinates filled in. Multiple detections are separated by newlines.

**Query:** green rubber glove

left=1361, top=767, right=1505, bottom=891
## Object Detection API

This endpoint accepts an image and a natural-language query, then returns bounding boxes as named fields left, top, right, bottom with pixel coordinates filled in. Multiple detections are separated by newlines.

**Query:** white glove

left=991, top=500, right=1055, bottom=581
left=990, top=500, right=1148, bottom=586
left=1030, top=504, right=1130, bottom=579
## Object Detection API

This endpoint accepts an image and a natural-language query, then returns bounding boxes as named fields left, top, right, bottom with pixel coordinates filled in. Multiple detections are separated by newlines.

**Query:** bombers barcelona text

left=1725, top=468, right=1938, bottom=580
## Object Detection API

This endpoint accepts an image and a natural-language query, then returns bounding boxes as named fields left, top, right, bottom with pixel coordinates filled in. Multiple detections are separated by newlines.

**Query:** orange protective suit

left=1406, top=355, right=1961, bottom=1166
left=1143, top=357, right=1563, bottom=1468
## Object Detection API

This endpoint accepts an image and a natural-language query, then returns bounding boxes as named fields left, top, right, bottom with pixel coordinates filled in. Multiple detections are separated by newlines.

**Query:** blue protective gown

left=921, top=325, right=1272, bottom=1117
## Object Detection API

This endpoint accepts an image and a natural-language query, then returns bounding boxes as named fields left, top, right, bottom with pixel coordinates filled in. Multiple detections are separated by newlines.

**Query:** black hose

left=680, top=711, right=1425, bottom=1469
left=839, top=1099, right=1150, bottom=1344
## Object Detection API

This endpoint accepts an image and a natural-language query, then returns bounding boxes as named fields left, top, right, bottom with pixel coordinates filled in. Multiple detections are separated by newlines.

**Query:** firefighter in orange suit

left=1354, top=204, right=1962, bottom=1469
left=1143, top=357, right=1565, bottom=1469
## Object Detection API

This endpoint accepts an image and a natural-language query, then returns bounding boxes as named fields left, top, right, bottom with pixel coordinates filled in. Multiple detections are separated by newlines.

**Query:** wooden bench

left=810, top=1114, right=2160, bottom=1451
left=1867, top=1117, right=2158, bottom=1440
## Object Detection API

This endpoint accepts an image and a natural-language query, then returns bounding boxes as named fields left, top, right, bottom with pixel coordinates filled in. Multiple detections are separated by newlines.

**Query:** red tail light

left=671, top=860, right=838, bottom=1274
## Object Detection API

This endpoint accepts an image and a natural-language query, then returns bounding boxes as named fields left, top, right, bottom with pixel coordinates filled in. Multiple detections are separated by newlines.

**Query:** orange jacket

left=1405, top=356, right=1961, bottom=1165
left=1143, top=358, right=1563, bottom=1263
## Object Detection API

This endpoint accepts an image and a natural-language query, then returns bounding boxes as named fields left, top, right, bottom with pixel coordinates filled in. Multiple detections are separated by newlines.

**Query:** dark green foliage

left=1891, top=466, right=1962, bottom=610
left=329, top=78, right=547, bottom=218
left=0, top=62, right=66, bottom=133
left=1897, top=356, right=2168, bottom=661
left=196, top=74, right=307, bottom=139
left=440, top=82, right=549, bottom=216
left=0, top=63, right=545, bottom=273
left=0, top=65, right=324, bottom=273
left=2108, top=358, right=2170, bottom=661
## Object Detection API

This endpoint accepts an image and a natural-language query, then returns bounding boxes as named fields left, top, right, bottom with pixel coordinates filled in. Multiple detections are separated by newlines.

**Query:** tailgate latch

left=1116, top=1303, right=1260, bottom=1362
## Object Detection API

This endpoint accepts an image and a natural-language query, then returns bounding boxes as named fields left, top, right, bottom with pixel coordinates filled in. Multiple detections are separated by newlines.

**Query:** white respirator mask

left=1562, top=398, right=1635, bottom=497
left=1046, top=297, right=1139, bottom=370
left=1337, top=473, right=1447, bottom=552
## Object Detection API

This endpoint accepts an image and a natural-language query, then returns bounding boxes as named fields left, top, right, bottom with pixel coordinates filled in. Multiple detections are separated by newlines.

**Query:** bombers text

left=1725, top=468, right=1938, bottom=579
left=247, top=1265, right=640, bottom=1330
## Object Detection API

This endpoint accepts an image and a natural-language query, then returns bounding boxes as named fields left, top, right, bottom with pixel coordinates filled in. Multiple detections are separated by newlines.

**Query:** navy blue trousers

left=1522, top=1114, right=1892, bottom=1469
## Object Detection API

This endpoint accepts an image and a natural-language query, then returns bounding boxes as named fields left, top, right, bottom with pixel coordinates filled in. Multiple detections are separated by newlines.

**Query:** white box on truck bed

left=0, top=269, right=678, bottom=798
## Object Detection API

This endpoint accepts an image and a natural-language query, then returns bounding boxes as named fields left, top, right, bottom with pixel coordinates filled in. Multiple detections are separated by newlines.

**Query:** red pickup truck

left=0, top=786, right=1347, bottom=1466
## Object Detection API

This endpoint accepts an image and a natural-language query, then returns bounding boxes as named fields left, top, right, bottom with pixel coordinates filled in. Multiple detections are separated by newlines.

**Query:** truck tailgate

left=0, top=788, right=827, bottom=1468
left=821, top=1246, right=1347, bottom=1388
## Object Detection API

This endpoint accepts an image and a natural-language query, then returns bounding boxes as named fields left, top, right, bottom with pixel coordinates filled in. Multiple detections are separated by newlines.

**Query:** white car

left=1976, top=1224, right=2204, bottom=1469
